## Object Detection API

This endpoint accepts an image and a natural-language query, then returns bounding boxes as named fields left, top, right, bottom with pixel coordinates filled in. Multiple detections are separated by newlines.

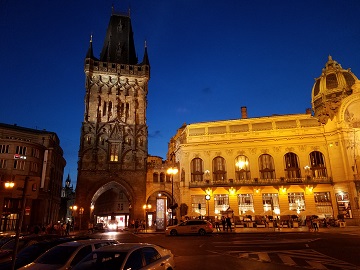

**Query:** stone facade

left=168, top=57, right=360, bottom=226
left=0, top=123, right=66, bottom=231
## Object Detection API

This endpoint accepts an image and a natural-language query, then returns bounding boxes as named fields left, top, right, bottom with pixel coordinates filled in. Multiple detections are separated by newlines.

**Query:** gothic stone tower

left=75, top=11, right=150, bottom=228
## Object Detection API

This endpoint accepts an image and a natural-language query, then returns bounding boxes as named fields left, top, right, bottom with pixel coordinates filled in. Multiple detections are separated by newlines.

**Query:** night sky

left=1, top=0, right=359, bottom=187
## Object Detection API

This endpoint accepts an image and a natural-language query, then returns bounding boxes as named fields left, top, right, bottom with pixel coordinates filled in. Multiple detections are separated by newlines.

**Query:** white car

left=72, top=243, right=175, bottom=270
left=19, top=239, right=119, bottom=269
left=165, top=220, right=213, bottom=236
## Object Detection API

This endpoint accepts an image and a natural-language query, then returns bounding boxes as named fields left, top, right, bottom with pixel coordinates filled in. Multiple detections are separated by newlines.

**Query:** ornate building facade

left=0, top=123, right=66, bottom=231
left=168, top=56, right=360, bottom=225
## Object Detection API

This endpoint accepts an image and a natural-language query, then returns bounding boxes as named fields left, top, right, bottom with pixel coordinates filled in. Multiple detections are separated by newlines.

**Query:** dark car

left=0, top=236, right=91, bottom=270
left=0, top=234, right=59, bottom=264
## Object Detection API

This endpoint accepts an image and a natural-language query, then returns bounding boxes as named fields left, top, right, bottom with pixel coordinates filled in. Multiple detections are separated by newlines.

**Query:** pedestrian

left=221, top=216, right=226, bottom=231
left=215, top=218, right=221, bottom=231
left=226, top=217, right=232, bottom=232
left=66, top=222, right=70, bottom=236
left=134, top=219, right=139, bottom=233
left=312, top=217, right=319, bottom=232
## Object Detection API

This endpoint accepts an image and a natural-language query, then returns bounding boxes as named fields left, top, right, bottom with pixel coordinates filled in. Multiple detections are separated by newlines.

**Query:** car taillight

left=208, top=224, right=213, bottom=228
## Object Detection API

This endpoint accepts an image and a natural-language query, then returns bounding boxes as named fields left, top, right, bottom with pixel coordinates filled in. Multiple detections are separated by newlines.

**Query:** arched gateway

left=75, top=10, right=151, bottom=229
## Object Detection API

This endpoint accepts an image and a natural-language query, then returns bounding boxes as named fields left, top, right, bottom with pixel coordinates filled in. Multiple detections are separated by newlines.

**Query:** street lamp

left=205, top=194, right=211, bottom=220
left=11, top=176, right=30, bottom=270
left=142, top=204, right=152, bottom=232
left=4, top=181, right=15, bottom=189
left=79, top=207, right=84, bottom=231
left=167, top=167, right=178, bottom=225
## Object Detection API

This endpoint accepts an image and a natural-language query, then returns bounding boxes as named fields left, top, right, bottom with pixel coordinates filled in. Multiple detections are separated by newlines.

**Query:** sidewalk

left=138, top=225, right=359, bottom=234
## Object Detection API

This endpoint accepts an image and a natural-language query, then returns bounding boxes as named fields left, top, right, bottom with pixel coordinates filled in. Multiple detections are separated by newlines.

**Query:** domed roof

left=311, top=56, right=358, bottom=124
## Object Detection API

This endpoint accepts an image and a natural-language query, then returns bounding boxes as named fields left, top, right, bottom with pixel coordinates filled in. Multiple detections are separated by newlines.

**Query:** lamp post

left=70, top=205, right=78, bottom=231
left=11, top=176, right=30, bottom=270
left=205, top=194, right=211, bottom=220
left=79, top=207, right=84, bottom=231
left=142, top=204, right=151, bottom=232
left=167, top=167, right=178, bottom=225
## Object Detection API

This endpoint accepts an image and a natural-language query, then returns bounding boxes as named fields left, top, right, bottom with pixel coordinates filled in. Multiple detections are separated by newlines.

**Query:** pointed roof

left=85, top=34, right=97, bottom=60
left=141, top=40, right=150, bottom=66
left=100, top=13, right=138, bottom=64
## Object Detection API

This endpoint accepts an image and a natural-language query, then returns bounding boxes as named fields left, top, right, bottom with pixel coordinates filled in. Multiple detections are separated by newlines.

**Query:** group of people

left=28, top=222, right=72, bottom=236
left=214, top=216, right=233, bottom=232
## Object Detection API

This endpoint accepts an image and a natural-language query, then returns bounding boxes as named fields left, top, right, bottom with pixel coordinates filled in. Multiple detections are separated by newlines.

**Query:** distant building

left=0, top=123, right=66, bottom=231
left=59, top=174, right=75, bottom=224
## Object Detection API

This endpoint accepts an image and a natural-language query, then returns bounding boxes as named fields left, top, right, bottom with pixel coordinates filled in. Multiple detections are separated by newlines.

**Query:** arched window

left=235, top=155, right=251, bottom=180
left=309, top=151, right=327, bottom=178
left=153, top=173, right=158, bottom=183
left=160, top=172, right=165, bottom=183
left=190, top=158, right=204, bottom=182
left=212, top=156, right=226, bottom=182
left=284, top=152, right=301, bottom=179
left=259, top=154, right=275, bottom=179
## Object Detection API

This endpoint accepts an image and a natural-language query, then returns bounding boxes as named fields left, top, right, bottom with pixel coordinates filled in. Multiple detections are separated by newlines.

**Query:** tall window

left=235, top=155, right=250, bottom=180
left=314, top=192, right=333, bottom=215
left=0, top=159, right=6, bottom=169
left=212, top=156, right=226, bottom=181
left=160, top=172, right=165, bottom=183
left=14, top=160, right=25, bottom=170
left=152, top=173, right=158, bottom=183
left=237, top=194, right=254, bottom=214
left=15, top=146, right=27, bottom=155
left=0, top=145, right=9, bottom=154
left=288, top=192, right=305, bottom=211
left=284, top=152, right=301, bottom=179
left=262, top=193, right=279, bottom=214
left=214, top=194, right=229, bottom=213
left=191, top=195, right=206, bottom=216
left=259, top=154, right=275, bottom=179
left=191, top=158, right=204, bottom=182
left=109, top=143, right=119, bottom=161
left=309, top=151, right=327, bottom=178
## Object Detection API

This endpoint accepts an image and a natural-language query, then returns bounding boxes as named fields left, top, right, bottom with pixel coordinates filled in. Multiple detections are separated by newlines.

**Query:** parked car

left=0, top=234, right=58, bottom=263
left=19, top=239, right=119, bottom=270
left=0, top=236, right=91, bottom=270
left=165, top=220, right=213, bottom=236
left=72, top=243, right=175, bottom=270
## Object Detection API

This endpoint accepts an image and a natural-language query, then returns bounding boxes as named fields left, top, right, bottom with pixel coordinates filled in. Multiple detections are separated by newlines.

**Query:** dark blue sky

left=1, top=0, right=359, bottom=186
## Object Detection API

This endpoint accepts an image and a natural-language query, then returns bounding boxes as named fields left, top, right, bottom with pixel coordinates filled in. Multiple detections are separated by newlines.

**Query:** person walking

left=221, top=216, right=226, bottom=231
left=215, top=218, right=221, bottom=231
left=226, top=217, right=232, bottom=232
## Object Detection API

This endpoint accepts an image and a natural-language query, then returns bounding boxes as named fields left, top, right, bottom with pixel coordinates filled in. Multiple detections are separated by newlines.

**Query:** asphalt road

left=95, top=229, right=360, bottom=270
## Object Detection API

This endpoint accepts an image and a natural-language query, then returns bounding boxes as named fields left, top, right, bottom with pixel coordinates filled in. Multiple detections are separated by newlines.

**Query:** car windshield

left=36, top=246, right=78, bottom=265
left=75, top=251, right=127, bottom=270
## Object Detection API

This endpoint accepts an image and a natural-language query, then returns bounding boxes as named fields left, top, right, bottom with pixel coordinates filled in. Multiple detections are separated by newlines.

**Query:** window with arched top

left=190, top=158, right=204, bottom=182
left=259, top=154, right=275, bottom=179
left=212, top=156, right=226, bottom=181
left=284, top=152, right=301, bottom=179
left=160, top=172, right=165, bottom=183
left=235, top=155, right=251, bottom=180
left=153, top=173, right=158, bottom=183
left=309, top=151, right=327, bottom=178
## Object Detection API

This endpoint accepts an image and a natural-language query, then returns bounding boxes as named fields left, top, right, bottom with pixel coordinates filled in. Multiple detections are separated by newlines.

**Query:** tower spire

left=85, top=34, right=95, bottom=59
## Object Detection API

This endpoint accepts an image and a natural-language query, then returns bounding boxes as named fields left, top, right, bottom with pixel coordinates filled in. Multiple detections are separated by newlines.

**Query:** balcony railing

left=188, top=176, right=333, bottom=188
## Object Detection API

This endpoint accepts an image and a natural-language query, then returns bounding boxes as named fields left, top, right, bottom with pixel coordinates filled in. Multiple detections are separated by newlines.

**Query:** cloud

left=149, top=130, right=162, bottom=138
left=202, top=87, right=212, bottom=94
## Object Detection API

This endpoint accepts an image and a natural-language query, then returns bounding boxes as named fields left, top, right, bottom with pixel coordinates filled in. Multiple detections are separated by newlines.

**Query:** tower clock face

left=205, top=195, right=211, bottom=200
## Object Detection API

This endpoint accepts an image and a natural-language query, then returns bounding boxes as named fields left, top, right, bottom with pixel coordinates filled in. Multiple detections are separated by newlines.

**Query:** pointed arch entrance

left=90, top=181, right=134, bottom=229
